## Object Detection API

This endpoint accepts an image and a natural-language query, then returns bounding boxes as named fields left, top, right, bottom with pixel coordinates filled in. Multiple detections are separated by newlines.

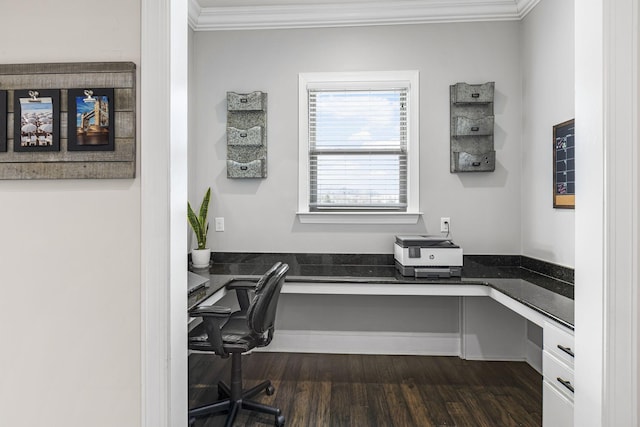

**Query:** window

left=298, top=71, right=421, bottom=224
left=309, top=88, right=407, bottom=210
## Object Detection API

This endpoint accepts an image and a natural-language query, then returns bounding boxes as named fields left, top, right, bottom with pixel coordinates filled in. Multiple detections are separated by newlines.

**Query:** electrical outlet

left=440, top=217, right=450, bottom=233
left=214, top=217, right=225, bottom=232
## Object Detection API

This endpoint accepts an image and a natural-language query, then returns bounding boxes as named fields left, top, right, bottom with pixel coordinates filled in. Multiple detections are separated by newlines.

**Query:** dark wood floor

left=189, top=352, right=542, bottom=427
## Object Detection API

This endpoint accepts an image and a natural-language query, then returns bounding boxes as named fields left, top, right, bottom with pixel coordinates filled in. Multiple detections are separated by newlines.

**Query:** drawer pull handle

left=471, top=126, right=480, bottom=132
left=557, top=344, right=575, bottom=358
left=472, top=162, right=481, bottom=166
left=240, top=166, right=248, bottom=170
left=240, top=133, right=247, bottom=138
left=240, top=98, right=248, bottom=103
left=557, top=377, right=574, bottom=393
left=471, top=93, right=480, bottom=98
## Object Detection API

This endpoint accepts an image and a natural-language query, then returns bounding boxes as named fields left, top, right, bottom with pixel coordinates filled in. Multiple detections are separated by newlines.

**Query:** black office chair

left=188, top=262, right=289, bottom=427
left=225, top=261, right=284, bottom=317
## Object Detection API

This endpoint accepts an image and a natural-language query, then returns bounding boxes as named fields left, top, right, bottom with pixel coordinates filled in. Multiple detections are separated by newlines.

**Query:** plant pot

left=191, top=248, right=211, bottom=269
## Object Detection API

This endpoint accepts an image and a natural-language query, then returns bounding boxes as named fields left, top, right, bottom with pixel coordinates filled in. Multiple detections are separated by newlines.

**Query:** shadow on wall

left=456, top=159, right=509, bottom=188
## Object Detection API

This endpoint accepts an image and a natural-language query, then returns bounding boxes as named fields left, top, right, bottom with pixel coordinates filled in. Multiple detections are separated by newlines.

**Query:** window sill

left=296, top=211, right=422, bottom=225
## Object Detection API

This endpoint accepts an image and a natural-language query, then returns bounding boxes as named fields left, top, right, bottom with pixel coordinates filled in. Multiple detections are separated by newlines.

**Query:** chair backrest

left=247, top=263, right=289, bottom=334
left=254, top=261, right=282, bottom=293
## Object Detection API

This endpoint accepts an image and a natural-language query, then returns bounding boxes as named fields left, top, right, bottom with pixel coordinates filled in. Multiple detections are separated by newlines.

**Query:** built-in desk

left=189, top=254, right=575, bottom=426
left=189, top=271, right=573, bottom=361
left=189, top=255, right=574, bottom=358
left=189, top=257, right=574, bottom=330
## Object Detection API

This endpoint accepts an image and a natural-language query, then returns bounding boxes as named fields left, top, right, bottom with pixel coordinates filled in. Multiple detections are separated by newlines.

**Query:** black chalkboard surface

left=553, top=119, right=575, bottom=209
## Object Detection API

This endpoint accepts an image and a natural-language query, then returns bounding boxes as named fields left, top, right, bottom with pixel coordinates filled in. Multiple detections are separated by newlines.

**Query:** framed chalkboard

left=553, top=119, right=575, bottom=209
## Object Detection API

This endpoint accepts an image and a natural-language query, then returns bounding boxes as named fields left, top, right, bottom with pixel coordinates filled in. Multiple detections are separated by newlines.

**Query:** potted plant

left=188, top=187, right=211, bottom=269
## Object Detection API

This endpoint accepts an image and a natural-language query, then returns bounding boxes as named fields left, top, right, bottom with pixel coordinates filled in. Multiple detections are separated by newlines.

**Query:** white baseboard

left=257, top=329, right=461, bottom=356
left=526, top=339, right=543, bottom=374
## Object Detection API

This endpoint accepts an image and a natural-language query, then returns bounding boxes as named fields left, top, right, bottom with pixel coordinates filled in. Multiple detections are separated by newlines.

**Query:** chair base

left=189, top=353, right=285, bottom=427
left=188, top=395, right=285, bottom=427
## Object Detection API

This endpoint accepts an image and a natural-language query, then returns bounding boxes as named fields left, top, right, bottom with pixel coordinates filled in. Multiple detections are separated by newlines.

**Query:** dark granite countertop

left=189, top=253, right=574, bottom=330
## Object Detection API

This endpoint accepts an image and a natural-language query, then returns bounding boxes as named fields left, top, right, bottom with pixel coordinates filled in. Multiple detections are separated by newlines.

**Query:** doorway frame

left=140, top=0, right=189, bottom=425
left=138, top=1, right=640, bottom=426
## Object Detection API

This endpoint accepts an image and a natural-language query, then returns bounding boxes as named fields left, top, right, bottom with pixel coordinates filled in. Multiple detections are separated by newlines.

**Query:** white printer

left=394, top=235, right=463, bottom=278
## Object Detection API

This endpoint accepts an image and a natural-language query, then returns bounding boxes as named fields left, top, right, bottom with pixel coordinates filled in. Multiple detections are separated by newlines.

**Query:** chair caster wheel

left=275, top=415, right=285, bottom=426
left=266, top=384, right=275, bottom=396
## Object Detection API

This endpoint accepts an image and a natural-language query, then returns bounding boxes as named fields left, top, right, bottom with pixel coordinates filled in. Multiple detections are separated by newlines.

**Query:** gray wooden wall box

left=450, top=82, right=495, bottom=172
left=0, top=62, right=136, bottom=179
left=226, top=91, right=267, bottom=179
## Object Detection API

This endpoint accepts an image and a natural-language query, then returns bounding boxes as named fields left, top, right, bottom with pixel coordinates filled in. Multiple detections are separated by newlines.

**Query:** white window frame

left=297, top=70, right=421, bottom=224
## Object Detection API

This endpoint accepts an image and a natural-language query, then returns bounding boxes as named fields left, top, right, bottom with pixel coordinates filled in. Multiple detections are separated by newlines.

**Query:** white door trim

left=575, top=0, right=639, bottom=426
left=141, top=0, right=189, bottom=426
left=137, top=1, right=640, bottom=426
left=601, top=0, right=639, bottom=425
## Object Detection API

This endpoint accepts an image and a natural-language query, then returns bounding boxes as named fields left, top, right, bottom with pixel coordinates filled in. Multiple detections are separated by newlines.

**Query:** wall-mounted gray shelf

left=450, top=82, right=495, bottom=173
left=226, top=91, right=267, bottom=179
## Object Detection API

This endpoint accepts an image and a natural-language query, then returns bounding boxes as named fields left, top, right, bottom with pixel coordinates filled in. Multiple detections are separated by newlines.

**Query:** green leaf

left=199, top=187, right=211, bottom=224
left=188, top=202, right=202, bottom=240
left=188, top=187, right=211, bottom=250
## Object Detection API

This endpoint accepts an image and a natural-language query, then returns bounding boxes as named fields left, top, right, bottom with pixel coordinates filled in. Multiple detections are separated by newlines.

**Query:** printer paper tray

left=414, top=267, right=461, bottom=278
left=395, top=262, right=462, bottom=278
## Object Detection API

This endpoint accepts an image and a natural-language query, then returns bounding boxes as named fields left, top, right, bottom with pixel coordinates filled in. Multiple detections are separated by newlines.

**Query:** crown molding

left=515, top=0, right=541, bottom=17
left=188, top=0, right=202, bottom=29
left=189, top=0, right=541, bottom=31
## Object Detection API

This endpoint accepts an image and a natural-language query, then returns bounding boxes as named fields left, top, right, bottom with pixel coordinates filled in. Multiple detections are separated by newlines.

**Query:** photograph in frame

left=0, top=90, right=6, bottom=152
left=552, top=119, right=575, bottom=209
left=13, top=89, right=60, bottom=152
left=67, top=88, right=115, bottom=151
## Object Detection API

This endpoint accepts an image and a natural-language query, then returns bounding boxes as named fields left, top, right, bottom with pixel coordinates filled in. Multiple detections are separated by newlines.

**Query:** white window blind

left=308, top=88, right=408, bottom=211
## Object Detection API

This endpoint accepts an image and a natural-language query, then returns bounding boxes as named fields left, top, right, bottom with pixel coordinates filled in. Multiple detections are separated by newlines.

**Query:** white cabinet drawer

left=544, top=321, right=575, bottom=368
left=543, top=380, right=574, bottom=427
left=543, top=351, right=574, bottom=401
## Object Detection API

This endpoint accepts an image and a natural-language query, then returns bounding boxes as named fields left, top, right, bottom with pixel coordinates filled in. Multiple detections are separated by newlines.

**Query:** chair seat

left=189, top=316, right=260, bottom=354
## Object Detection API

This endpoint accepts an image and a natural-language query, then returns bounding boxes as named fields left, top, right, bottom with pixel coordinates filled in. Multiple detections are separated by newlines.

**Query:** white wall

left=189, top=27, right=199, bottom=251
left=191, top=22, right=523, bottom=255
left=189, top=28, right=198, bottom=204
left=637, top=6, right=640, bottom=422
left=520, top=0, right=575, bottom=267
left=0, top=2, right=141, bottom=427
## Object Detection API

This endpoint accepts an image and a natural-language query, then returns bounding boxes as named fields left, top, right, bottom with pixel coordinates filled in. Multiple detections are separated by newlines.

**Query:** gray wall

left=190, top=22, right=523, bottom=254
left=520, top=0, right=575, bottom=267
left=277, top=295, right=459, bottom=332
